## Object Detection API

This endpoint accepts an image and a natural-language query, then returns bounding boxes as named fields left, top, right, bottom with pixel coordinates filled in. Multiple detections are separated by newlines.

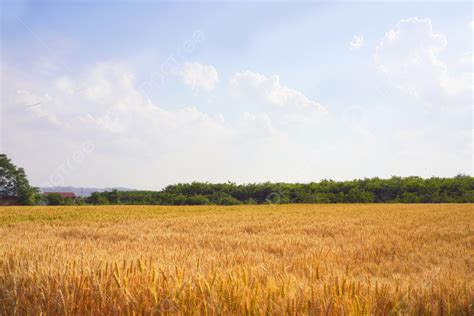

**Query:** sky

left=0, top=1, right=472, bottom=190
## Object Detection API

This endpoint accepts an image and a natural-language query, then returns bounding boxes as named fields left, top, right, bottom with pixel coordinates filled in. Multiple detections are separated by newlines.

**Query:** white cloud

left=12, top=62, right=224, bottom=137
left=1, top=62, right=233, bottom=186
left=230, top=70, right=328, bottom=130
left=374, top=17, right=472, bottom=107
left=3, top=58, right=469, bottom=188
left=180, top=62, right=219, bottom=92
left=230, top=70, right=327, bottom=112
left=350, top=35, right=364, bottom=50
left=2, top=62, right=335, bottom=188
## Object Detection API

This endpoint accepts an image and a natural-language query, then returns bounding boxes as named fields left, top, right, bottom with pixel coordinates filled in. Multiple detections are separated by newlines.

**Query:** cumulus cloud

left=5, top=58, right=466, bottom=188
left=375, top=17, right=447, bottom=77
left=19, top=63, right=223, bottom=134
left=1, top=62, right=233, bottom=186
left=230, top=70, right=328, bottom=131
left=180, top=62, right=219, bottom=92
left=374, top=17, right=472, bottom=107
left=230, top=70, right=327, bottom=112
left=9, top=62, right=226, bottom=140
left=2, top=62, right=335, bottom=188
left=350, top=35, right=364, bottom=50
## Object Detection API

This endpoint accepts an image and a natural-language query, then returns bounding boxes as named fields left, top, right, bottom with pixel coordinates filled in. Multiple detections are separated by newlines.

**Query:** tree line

left=86, top=176, right=474, bottom=205
left=1, top=154, right=473, bottom=205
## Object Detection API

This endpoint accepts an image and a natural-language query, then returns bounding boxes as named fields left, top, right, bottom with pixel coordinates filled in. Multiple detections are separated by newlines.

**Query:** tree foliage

left=0, top=154, right=39, bottom=205
left=45, top=193, right=64, bottom=206
left=86, top=176, right=474, bottom=205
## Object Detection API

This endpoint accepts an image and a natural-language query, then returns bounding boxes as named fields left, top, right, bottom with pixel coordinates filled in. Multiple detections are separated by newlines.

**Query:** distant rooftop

left=43, top=192, right=76, bottom=198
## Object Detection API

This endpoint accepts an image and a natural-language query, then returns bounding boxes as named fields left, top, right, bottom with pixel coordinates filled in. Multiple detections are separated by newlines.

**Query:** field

left=0, top=204, right=473, bottom=315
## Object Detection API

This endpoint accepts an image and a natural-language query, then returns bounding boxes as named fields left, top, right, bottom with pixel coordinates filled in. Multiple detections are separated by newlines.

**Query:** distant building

left=0, top=198, right=19, bottom=206
left=43, top=192, right=76, bottom=199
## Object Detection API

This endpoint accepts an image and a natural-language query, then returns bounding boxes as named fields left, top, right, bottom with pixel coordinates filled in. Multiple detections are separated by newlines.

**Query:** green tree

left=347, top=188, right=375, bottom=203
left=0, top=154, right=39, bottom=205
left=184, top=195, right=210, bottom=205
left=400, top=192, right=420, bottom=203
left=86, top=192, right=110, bottom=205
left=45, top=193, right=64, bottom=205
left=209, top=192, right=242, bottom=205
left=107, top=189, right=120, bottom=204
left=83, top=176, right=474, bottom=205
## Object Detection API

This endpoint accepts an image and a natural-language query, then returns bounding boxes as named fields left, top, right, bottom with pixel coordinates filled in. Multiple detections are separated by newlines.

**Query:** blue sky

left=1, top=1, right=472, bottom=189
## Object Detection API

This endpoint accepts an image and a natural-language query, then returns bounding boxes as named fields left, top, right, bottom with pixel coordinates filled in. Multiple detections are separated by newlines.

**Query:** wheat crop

left=0, top=204, right=472, bottom=315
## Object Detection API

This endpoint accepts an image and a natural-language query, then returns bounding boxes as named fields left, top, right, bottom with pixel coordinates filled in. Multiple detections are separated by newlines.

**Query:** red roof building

left=43, top=192, right=76, bottom=198
left=0, top=198, right=20, bottom=206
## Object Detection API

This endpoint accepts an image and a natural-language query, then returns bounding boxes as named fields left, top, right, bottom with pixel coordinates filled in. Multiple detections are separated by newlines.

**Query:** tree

left=184, top=195, right=210, bottom=205
left=82, top=176, right=474, bottom=205
left=347, top=188, right=375, bottom=203
left=86, top=192, right=110, bottom=205
left=400, top=192, right=420, bottom=203
left=45, top=193, right=64, bottom=206
left=0, top=154, right=39, bottom=205
left=107, top=189, right=120, bottom=204
left=209, top=192, right=242, bottom=205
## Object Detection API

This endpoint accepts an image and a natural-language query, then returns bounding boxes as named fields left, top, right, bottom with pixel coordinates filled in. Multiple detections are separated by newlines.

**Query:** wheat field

left=0, top=204, right=472, bottom=315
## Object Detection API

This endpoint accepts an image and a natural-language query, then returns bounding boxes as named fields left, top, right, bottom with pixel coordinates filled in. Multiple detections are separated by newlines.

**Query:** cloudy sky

left=1, top=1, right=472, bottom=189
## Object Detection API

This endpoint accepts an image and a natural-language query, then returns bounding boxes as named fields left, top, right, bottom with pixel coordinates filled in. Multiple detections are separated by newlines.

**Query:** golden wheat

left=0, top=204, right=473, bottom=315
